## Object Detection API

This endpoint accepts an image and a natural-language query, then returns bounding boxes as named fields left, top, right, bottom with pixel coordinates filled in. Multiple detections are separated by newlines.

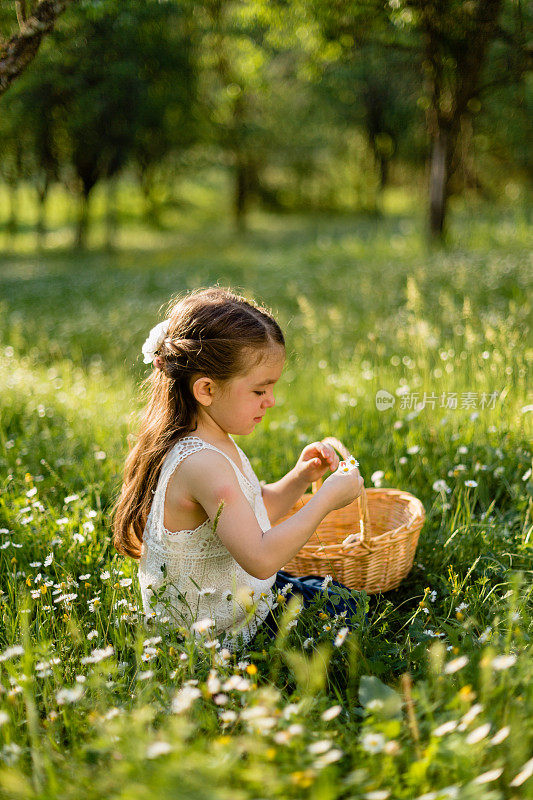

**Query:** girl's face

left=194, top=346, right=286, bottom=437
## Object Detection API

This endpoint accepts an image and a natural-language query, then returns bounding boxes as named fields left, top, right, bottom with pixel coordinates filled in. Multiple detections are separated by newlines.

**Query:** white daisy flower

left=444, top=655, right=469, bottom=674
left=466, top=722, right=491, bottom=744
left=361, top=732, right=386, bottom=753
left=171, top=685, right=201, bottom=713
left=491, top=654, right=516, bottom=671
left=191, top=617, right=215, bottom=633
left=146, top=741, right=172, bottom=759
left=489, top=726, right=510, bottom=745
left=432, top=720, right=458, bottom=737
left=321, top=705, right=342, bottom=721
left=510, top=757, right=533, bottom=787
left=473, top=767, right=503, bottom=784
left=308, top=739, right=332, bottom=755
left=334, top=627, right=349, bottom=647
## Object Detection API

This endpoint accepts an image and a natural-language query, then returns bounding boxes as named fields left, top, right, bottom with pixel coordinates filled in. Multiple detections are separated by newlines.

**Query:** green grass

left=0, top=182, right=532, bottom=799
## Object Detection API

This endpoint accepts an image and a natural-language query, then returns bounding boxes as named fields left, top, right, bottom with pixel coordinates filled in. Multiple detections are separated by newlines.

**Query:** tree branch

left=0, top=0, right=75, bottom=98
left=15, top=1, right=28, bottom=28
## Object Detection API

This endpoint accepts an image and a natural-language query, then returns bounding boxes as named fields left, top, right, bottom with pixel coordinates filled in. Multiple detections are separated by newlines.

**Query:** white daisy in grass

left=308, top=739, right=332, bottom=755
left=361, top=732, right=386, bottom=753
left=146, top=741, right=172, bottom=759
left=432, top=720, right=458, bottom=737
left=458, top=703, right=483, bottom=730
left=80, top=645, right=114, bottom=665
left=56, top=685, right=84, bottom=704
left=191, top=617, right=214, bottom=633
left=510, top=757, right=533, bottom=787
left=371, top=470, right=385, bottom=486
left=321, top=704, right=342, bottom=721
left=491, top=654, right=516, bottom=670
left=171, top=684, right=201, bottom=713
left=473, top=767, right=503, bottom=784
left=464, top=480, right=478, bottom=488
left=64, top=494, right=80, bottom=504
left=466, top=723, right=491, bottom=744
left=287, top=723, right=304, bottom=736
left=334, top=627, right=349, bottom=647
left=444, top=655, right=469, bottom=674
left=314, top=748, right=343, bottom=768
left=489, top=726, right=510, bottom=745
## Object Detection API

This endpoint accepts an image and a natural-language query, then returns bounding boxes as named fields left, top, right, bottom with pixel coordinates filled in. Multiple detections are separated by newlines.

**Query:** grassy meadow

left=0, top=180, right=532, bottom=799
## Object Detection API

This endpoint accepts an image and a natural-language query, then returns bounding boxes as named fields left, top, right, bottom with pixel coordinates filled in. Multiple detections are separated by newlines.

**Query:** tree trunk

left=75, top=188, right=90, bottom=249
left=105, top=178, right=117, bottom=251
left=36, top=178, right=49, bottom=249
left=234, top=156, right=247, bottom=233
left=428, top=127, right=448, bottom=240
left=6, top=180, right=18, bottom=236
left=378, top=155, right=389, bottom=191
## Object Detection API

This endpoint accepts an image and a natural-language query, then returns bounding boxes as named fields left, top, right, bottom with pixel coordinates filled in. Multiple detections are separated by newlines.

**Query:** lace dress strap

left=149, top=435, right=257, bottom=544
left=149, top=437, right=206, bottom=544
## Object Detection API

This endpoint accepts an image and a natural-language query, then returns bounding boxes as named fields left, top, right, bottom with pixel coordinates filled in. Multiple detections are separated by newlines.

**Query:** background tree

left=0, top=0, right=75, bottom=97
left=309, top=0, right=531, bottom=239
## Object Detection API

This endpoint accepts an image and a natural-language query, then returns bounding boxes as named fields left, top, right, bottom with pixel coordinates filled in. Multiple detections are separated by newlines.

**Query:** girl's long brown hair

left=111, top=286, right=285, bottom=560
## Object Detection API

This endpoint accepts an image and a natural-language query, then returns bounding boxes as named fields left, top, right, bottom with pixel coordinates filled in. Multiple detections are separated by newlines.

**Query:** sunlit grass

left=0, top=184, right=532, bottom=797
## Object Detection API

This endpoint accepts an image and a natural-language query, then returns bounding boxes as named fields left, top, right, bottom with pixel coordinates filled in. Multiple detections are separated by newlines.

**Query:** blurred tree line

left=0, top=0, right=531, bottom=245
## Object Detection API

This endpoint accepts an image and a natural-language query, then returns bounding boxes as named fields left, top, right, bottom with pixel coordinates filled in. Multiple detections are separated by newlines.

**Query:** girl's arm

left=261, top=440, right=340, bottom=524
left=261, top=469, right=311, bottom=524
left=182, top=448, right=362, bottom=580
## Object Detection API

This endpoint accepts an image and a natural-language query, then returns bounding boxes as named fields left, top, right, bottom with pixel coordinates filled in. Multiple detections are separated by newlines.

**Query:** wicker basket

left=278, top=437, right=425, bottom=594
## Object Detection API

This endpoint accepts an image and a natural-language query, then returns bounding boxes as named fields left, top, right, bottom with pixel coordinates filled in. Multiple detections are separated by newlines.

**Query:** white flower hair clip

left=142, top=319, right=171, bottom=364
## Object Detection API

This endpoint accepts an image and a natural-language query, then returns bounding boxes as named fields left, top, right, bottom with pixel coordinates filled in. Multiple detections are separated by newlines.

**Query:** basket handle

left=310, top=436, right=373, bottom=543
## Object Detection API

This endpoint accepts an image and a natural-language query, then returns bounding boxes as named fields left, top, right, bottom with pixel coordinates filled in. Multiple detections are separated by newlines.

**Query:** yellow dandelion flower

left=246, top=664, right=258, bottom=675
left=291, top=771, right=314, bottom=788
left=458, top=685, right=476, bottom=702
left=40, top=585, right=47, bottom=595
left=24, top=473, right=33, bottom=483
left=456, top=611, right=464, bottom=621
left=25, top=577, right=32, bottom=587
left=266, top=748, right=276, bottom=760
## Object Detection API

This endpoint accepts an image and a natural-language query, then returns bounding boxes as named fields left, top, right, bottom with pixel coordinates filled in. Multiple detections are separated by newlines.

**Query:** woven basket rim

left=297, top=486, right=425, bottom=549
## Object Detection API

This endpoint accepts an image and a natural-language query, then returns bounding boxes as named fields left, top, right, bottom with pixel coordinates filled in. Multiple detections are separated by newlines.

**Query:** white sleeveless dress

left=138, top=435, right=277, bottom=651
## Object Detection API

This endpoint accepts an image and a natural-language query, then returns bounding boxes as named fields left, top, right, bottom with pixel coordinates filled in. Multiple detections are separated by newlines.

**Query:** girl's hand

left=295, top=441, right=340, bottom=485
left=320, top=467, right=364, bottom=512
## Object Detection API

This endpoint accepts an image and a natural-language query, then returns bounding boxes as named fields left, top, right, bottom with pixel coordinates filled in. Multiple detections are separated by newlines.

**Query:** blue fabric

left=250, top=570, right=367, bottom=644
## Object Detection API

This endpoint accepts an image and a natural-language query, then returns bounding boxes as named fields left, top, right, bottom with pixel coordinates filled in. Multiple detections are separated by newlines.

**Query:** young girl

left=112, top=287, right=364, bottom=653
